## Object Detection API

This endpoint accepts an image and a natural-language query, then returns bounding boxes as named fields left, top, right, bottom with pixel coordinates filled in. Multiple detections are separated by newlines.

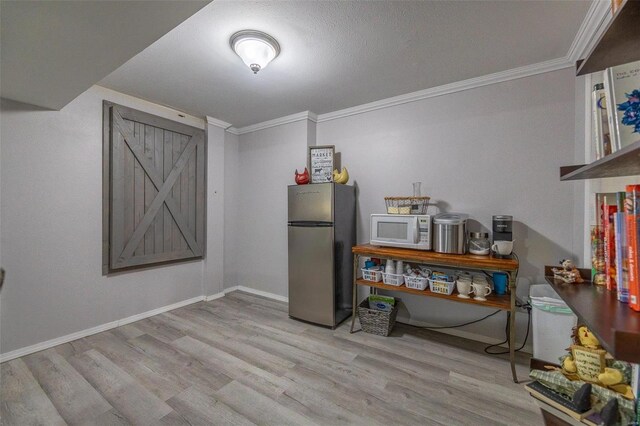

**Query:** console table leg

left=350, top=254, right=359, bottom=333
left=510, top=282, right=518, bottom=383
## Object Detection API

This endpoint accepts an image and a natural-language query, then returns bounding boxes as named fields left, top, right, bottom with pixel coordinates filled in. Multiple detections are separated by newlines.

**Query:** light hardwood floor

left=1, top=291, right=543, bottom=425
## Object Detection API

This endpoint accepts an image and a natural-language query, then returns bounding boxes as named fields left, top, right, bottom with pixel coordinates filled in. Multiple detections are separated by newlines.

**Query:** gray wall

left=231, top=68, right=581, bottom=346
left=234, top=120, right=310, bottom=295
left=0, top=86, right=220, bottom=355
left=0, top=67, right=595, bottom=355
left=223, top=131, right=239, bottom=289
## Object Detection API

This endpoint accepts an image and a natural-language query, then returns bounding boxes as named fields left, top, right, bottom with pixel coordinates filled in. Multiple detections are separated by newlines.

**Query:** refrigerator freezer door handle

left=288, top=221, right=333, bottom=227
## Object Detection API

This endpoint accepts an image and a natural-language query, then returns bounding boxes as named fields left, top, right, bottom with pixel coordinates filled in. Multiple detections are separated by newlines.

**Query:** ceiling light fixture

left=230, top=30, right=280, bottom=74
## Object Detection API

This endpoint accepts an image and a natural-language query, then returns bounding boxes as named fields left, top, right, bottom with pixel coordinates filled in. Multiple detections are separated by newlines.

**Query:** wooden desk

left=351, top=244, right=520, bottom=382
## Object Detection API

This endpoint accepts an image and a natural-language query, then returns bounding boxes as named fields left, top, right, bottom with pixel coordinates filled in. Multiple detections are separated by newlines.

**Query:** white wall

left=235, top=120, right=311, bottom=296
left=316, top=68, right=580, bottom=346
left=0, top=86, right=215, bottom=356
left=203, top=123, right=225, bottom=296
left=223, top=131, right=239, bottom=289
left=232, top=68, right=581, bottom=346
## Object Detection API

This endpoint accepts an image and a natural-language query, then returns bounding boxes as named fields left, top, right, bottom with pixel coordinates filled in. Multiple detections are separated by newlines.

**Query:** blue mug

left=493, top=273, right=508, bottom=295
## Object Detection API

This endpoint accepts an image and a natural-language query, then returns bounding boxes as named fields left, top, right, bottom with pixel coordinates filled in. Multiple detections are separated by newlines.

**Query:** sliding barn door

left=103, top=101, right=206, bottom=273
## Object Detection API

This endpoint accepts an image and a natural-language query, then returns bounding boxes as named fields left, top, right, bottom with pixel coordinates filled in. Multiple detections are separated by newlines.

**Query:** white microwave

left=370, top=214, right=432, bottom=250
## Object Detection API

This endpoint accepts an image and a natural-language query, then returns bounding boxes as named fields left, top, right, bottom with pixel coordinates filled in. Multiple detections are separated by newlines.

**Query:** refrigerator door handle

left=288, top=221, right=333, bottom=227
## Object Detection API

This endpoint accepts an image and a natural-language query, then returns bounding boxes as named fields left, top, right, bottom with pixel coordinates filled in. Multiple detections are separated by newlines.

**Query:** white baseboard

left=1, top=285, right=529, bottom=362
left=0, top=295, right=206, bottom=363
left=221, top=285, right=289, bottom=303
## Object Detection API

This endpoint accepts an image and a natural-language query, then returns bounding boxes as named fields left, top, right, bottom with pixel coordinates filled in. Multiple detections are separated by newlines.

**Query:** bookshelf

left=576, top=0, right=640, bottom=76
left=561, top=0, right=640, bottom=180
left=560, top=139, right=640, bottom=181
left=535, top=4, right=640, bottom=424
left=545, top=268, right=639, bottom=363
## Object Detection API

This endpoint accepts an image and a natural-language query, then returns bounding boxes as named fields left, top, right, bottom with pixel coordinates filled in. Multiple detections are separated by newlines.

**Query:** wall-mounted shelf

left=560, top=139, right=640, bottom=181
left=544, top=268, right=640, bottom=363
left=576, top=0, right=640, bottom=76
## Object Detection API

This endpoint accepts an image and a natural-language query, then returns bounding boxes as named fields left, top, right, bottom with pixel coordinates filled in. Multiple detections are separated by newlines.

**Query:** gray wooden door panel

left=103, top=101, right=206, bottom=274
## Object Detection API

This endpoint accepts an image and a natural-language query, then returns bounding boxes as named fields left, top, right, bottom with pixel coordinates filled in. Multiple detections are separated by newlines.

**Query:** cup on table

left=456, top=276, right=474, bottom=299
left=492, top=240, right=514, bottom=256
left=492, top=272, right=508, bottom=295
left=472, top=282, right=492, bottom=301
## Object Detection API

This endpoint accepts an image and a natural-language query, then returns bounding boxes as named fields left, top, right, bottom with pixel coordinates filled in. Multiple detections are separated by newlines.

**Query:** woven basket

left=357, top=299, right=398, bottom=336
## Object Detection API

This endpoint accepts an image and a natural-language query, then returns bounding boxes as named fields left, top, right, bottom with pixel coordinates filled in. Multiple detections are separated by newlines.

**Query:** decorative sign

left=308, top=145, right=335, bottom=184
left=571, top=345, right=606, bottom=383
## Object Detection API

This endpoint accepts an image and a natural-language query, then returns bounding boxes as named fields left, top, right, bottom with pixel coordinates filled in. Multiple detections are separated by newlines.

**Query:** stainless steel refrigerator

left=288, top=183, right=356, bottom=328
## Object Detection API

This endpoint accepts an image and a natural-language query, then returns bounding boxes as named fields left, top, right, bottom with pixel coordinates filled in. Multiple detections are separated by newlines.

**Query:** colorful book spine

left=627, top=185, right=640, bottom=311
left=604, top=200, right=618, bottom=291
left=591, top=82, right=612, bottom=159
left=614, top=212, right=629, bottom=302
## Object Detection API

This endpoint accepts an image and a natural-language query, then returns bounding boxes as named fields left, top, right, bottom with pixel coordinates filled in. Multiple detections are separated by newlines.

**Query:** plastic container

left=361, top=268, right=382, bottom=283
left=382, top=272, right=404, bottom=286
left=428, top=277, right=456, bottom=295
left=404, top=275, right=429, bottom=290
left=529, top=284, right=578, bottom=363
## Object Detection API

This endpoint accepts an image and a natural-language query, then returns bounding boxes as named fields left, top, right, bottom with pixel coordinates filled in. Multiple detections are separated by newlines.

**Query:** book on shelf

left=591, top=82, right=612, bottom=160
left=604, top=195, right=618, bottom=291
left=614, top=210, right=629, bottom=302
left=525, top=381, right=595, bottom=421
left=603, top=60, right=640, bottom=152
left=626, top=184, right=640, bottom=311
left=593, top=193, right=617, bottom=286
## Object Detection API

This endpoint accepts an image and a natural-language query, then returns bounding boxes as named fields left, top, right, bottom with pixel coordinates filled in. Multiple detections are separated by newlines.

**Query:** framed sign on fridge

left=308, top=145, right=335, bottom=183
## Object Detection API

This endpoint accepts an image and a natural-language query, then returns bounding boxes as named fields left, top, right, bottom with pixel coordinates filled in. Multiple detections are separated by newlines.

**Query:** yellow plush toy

left=559, top=325, right=634, bottom=400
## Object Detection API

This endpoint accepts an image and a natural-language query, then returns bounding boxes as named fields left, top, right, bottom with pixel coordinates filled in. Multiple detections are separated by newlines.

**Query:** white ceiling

left=0, top=0, right=210, bottom=109
left=100, top=0, right=593, bottom=128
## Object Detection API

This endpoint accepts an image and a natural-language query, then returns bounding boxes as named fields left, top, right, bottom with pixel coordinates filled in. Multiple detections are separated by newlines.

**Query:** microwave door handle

left=412, top=217, right=419, bottom=243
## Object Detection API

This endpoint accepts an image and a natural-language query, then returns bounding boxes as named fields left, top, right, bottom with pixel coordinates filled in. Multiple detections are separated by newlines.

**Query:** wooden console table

left=350, top=244, right=520, bottom=382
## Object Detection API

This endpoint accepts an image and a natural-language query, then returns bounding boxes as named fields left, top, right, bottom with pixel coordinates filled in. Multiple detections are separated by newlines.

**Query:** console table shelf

left=355, top=279, right=512, bottom=310
left=351, top=244, right=520, bottom=382
left=544, top=276, right=640, bottom=363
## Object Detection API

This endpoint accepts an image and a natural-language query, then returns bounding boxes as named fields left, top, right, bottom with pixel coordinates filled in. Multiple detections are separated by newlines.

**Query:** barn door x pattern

left=103, top=102, right=206, bottom=273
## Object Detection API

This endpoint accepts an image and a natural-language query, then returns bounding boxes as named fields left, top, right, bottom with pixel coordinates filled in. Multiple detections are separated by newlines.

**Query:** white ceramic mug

left=472, top=282, right=492, bottom=301
left=456, top=277, right=474, bottom=299
left=492, top=240, right=515, bottom=256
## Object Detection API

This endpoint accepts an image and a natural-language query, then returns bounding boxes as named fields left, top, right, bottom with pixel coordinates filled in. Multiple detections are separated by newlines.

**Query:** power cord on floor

left=396, top=309, right=502, bottom=330
left=395, top=300, right=533, bottom=356
left=484, top=302, right=532, bottom=355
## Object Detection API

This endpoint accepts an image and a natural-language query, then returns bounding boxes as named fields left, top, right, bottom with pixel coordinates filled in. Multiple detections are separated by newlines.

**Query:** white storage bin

left=530, top=284, right=577, bottom=364
left=361, top=268, right=382, bottom=282
left=404, top=275, right=429, bottom=291
left=382, top=272, right=404, bottom=286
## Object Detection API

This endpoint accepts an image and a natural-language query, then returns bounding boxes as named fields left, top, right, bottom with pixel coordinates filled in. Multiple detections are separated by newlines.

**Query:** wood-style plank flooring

left=1, top=291, right=543, bottom=425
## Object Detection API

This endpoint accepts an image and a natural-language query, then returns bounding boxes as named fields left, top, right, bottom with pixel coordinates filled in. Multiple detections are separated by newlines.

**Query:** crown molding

left=205, top=115, right=232, bottom=130
left=232, top=111, right=317, bottom=135
left=223, top=1, right=607, bottom=130
left=316, top=56, right=572, bottom=123
left=566, top=0, right=612, bottom=63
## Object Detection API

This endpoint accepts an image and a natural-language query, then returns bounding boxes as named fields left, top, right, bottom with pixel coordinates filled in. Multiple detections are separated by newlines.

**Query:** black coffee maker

left=492, top=215, right=513, bottom=258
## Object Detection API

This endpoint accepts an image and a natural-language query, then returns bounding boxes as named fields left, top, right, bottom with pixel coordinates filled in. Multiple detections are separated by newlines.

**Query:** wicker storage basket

left=384, top=196, right=430, bottom=215
left=357, top=299, right=398, bottom=336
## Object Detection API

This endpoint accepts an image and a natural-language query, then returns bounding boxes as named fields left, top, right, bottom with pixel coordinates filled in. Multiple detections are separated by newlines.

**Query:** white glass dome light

left=230, top=30, right=281, bottom=74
